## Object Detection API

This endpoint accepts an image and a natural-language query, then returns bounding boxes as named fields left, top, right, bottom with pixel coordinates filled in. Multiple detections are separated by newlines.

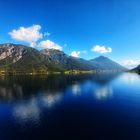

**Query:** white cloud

left=38, top=40, right=62, bottom=50
left=71, top=51, right=81, bottom=57
left=91, top=45, right=112, bottom=53
left=121, top=59, right=140, bottom=69
left=9, top=25, right=43, bottom=47
left=44, top=32, right=51, bottom=37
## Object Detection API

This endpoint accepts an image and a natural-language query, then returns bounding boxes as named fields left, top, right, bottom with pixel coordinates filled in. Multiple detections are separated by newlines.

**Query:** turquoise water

left=0, top=72, right=140, bottom=140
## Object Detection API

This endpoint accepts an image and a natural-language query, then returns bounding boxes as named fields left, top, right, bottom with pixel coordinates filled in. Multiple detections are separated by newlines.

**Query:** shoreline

left=0, top=70, right=128, bottom=76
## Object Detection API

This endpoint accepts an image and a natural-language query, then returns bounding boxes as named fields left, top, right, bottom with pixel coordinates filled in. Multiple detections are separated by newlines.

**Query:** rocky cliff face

left=0, top=43, right=46, bottom=72
left=0, top=43, right=27, bottom=63
left=41, top=49, right=68, bottom=64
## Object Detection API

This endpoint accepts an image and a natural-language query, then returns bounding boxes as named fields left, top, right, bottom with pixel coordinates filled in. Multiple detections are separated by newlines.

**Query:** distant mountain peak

left=97, top=55, right=106, bottom=58
left=90, top=56, right=127, bottom=71
left=94, top=55, right=111, bottom=60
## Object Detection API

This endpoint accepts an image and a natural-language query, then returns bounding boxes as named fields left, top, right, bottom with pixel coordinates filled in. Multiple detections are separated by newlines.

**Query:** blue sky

left=0, top=0, right=140, bottom=68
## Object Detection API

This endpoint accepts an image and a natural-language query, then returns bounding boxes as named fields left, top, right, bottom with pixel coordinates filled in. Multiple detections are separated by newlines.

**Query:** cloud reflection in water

left=121, top=73, right=140, bottom=84
left=71, top=83, right=81, bottom=96
left=13, top=92, right=62, bottom=125
left=95, top=86, right=113, bottom=100
left=13, top=98, right=40, bottom=124
left=41, top=93, right=62, bottom=108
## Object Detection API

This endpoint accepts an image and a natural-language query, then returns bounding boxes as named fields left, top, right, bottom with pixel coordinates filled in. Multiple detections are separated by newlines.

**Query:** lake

left=0, top=72, right=140, bottom=140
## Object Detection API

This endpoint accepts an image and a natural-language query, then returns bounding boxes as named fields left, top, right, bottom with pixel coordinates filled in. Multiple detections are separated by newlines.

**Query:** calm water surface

left=0, top=72, right=140, bottom=140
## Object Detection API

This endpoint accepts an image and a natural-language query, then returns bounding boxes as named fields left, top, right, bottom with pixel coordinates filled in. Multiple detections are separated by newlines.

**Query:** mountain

left=131, top=65, right=140, bottom=73
left=0, top=44, right=95, bottom=73
left=0, top=43, right=127, bottom=74
left=0, top=43, right=47, bottom=73
left=89, top=56, right=127, bottom=71
left=41, top=51, right=127, bottom=71
left=41, top=49, right=95, bottom=71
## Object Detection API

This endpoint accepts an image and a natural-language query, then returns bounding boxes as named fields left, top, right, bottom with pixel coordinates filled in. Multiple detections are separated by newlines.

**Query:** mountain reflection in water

left=0, top=72, right=119, bottom=101
left=0, top=72, right=140, bottom=140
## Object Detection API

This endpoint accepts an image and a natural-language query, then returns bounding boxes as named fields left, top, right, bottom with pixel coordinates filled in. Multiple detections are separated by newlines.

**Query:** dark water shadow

left=0, top=72, right=121, bottom=102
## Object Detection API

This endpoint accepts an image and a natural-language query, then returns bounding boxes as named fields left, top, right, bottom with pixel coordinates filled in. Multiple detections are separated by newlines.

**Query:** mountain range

left=0, top=43, right=127, bottom=74
left=131, top=65, right=140, bottom=73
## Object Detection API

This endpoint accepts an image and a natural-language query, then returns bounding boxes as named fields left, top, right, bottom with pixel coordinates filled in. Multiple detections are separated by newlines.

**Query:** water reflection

left=13, top=98, right=40, bottom=124
left=41, top=93, right=62, bottom=108
left=13, top=93, right=63, bottom=125
left=71, top=83, right=81, bottom=96
left=0, top=73, right=121, bottom=125
left=0, top=73, right=120, bottom=102
left=0, top=84, right=23, bottom=101
left=95, top=86, right=113, bottom=100
left=121, top=72, right=140, bottom=84
left=0, top=72, right=140, bottom=140
left=0, top=75, right=67, bottom=101
left=91, top=72, right=121, bottom=84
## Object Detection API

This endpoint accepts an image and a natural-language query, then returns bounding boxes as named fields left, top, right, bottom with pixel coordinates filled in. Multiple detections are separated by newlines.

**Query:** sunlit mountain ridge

left=0, top=43, right=127, bottom=74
